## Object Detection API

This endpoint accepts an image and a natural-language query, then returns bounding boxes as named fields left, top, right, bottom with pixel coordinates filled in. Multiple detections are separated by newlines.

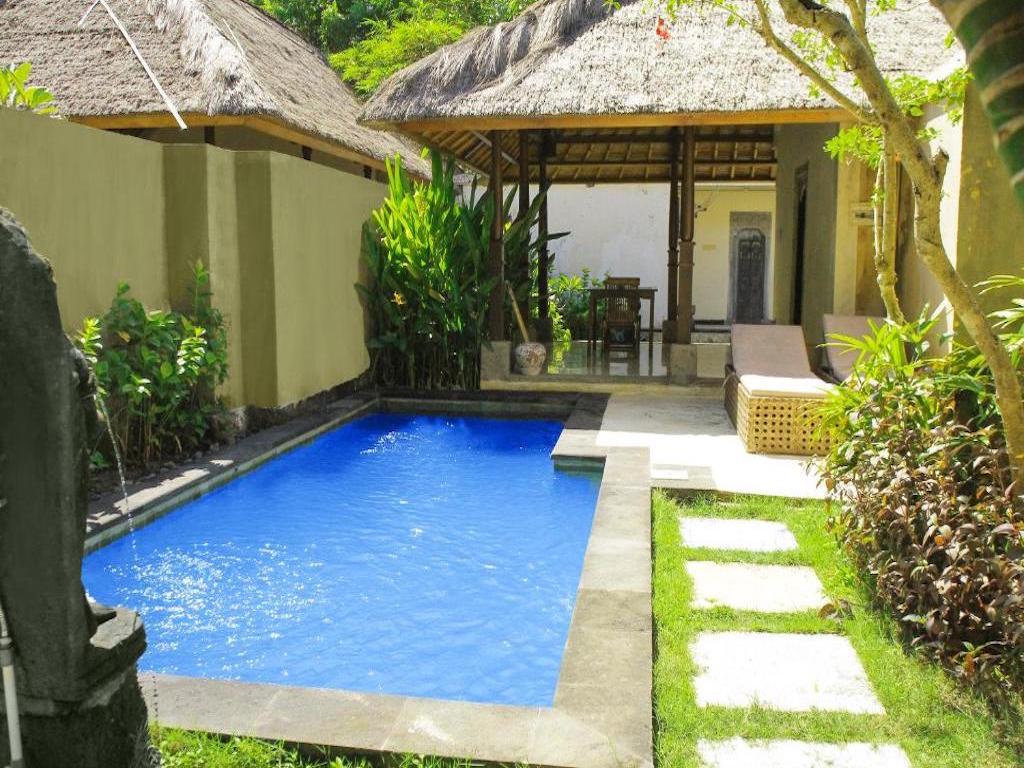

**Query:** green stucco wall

left=266, top=154, right=377, bottom=407
left=0, top=108, right=169, bottom=327
left=0, top=109, right=385, bottom=409
left=774, top=123, right=840, bottom=352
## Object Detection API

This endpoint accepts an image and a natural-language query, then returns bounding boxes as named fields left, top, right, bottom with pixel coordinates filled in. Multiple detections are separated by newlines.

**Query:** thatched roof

left=0, top=0, right=428, bottom=175
left=361, top=0, right=956, bottom=130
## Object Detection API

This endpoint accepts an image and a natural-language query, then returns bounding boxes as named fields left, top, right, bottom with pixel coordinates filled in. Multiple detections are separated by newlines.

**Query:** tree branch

left=750, top=0, right=872, bottom=122
left=774, top=0, right=941, bottom=196
left=842, top=0, right=868, bottom=42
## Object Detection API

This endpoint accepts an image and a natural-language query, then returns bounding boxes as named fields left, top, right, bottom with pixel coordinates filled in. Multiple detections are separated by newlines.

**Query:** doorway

left=792, top=164, right=809, bottom=325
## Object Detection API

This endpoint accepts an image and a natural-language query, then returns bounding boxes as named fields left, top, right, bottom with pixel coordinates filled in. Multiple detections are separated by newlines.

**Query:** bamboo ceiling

left=418, top=124, right=777, bottom=184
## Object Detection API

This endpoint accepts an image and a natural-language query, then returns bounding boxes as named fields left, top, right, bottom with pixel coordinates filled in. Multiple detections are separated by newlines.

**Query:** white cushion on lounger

left=739, top=374, right=834, bottom=398
left=731, top=324, right=814, bottom=378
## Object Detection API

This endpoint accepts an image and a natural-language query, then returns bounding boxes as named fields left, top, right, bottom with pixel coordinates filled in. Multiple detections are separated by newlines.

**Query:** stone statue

left=0, top=208, right=149, bottom=767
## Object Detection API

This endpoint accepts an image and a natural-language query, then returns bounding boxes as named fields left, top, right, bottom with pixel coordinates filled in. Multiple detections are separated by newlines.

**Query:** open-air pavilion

left=361, top=0, right=953, bottom=384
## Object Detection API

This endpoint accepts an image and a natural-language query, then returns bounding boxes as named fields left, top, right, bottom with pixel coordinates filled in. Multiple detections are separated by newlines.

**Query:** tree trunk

left=932, top=0, right=1024, bottom=208
left=775, top=0, right=1024, bottom=480
left=874, top=148, right=905, bottom=322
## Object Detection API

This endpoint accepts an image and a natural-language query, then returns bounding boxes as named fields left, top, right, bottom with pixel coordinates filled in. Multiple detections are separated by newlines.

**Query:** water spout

left=0, top=595, right=24, bottom=768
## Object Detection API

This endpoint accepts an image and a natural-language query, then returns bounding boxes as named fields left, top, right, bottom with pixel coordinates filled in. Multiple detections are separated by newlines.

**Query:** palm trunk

left=932, top=0, right=1024, bottom=208
left=775, top=0, right=1024, bottom=481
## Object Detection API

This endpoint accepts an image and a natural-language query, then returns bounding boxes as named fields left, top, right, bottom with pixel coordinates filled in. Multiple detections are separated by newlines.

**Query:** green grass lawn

left=653, top=492, right=1021, bottom=768
left=154, top=728, right=469, bottom=768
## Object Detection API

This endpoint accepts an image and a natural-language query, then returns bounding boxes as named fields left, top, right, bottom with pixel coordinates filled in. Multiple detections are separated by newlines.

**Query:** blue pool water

left=83, top=413, right=600, bottom=706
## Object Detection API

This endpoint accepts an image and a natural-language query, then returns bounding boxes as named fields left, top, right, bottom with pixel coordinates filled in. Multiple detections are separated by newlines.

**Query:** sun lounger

left=724, top=324, right=833, bottom=456
left=821, top=314, right=884, bottom=383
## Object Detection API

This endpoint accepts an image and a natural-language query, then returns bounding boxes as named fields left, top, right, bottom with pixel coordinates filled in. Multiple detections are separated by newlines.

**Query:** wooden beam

left=74, top=112, right=423, bottom=179
left=488, top=130, right=506, bottom=342
left=366, top=107, right=850, bottom=133
left=552, top=132, right=775, bottom=145
left=541, top=158, right=777, bottom=168
left=677, top=127, right=696, bottom=345
left=536, top=130, right=551, bottom=341
left=666, top=128, right=680, bottom=342
left=473, top=130, right=517, bottom=170
left=518, top=131, right=532, bottom=319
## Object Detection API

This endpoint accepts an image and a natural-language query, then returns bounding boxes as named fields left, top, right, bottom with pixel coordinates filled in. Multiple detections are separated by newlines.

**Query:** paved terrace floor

left=491, top=381, right=825, bottom=500
left=600, top=388, right=824, bottom=499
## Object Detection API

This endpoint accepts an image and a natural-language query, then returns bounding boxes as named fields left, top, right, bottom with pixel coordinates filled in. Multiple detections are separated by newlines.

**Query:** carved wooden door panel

left=734, top=227, right=766, bottom=324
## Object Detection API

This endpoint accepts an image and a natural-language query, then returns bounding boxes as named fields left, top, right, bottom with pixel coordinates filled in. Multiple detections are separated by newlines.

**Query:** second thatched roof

left=361, top=0, right=957, bottom=129
left=0, top=0, right=428, bottom=175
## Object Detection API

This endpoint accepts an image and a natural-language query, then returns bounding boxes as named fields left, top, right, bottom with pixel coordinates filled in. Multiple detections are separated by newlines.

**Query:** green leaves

left=75, top=262, right=229, bottom=468
left=821, top=308, right=1024, bottom=703
left=0, top=62, right=58, bottom=116
left=358, top=150, right=493, bottom=389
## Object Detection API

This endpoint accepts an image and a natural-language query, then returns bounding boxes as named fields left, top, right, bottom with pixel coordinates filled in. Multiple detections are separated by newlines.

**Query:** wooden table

left=588, top=287, right=657, bottom=357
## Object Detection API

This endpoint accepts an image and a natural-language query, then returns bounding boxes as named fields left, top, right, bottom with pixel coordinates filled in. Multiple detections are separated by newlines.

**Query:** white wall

left=544, top=183, right=776, bottom=325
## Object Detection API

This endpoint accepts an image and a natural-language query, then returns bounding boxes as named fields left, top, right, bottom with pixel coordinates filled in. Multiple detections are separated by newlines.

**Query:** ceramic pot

left=514, top=342, right=547, bottom=376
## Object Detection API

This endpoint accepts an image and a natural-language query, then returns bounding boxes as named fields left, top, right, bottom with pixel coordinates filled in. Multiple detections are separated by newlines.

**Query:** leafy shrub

left=821, top=313, right=1024, bottom=706
left=550, top=268, right=607, bottom=341
left=0, top=62, right=57, bottom=115
left=358, top=151, right=494, bottom=389
left=77, top=263, right=228, bottom=468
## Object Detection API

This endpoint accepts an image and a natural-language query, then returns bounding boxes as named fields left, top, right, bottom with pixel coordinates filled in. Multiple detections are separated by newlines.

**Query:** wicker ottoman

left=726, top=372, right=832, bottom=456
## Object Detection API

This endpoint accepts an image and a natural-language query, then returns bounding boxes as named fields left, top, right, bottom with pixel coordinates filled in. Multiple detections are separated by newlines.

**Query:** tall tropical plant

left=456, top=179, right=568, bottom=342
left=357, top=150, right=494, bottom=389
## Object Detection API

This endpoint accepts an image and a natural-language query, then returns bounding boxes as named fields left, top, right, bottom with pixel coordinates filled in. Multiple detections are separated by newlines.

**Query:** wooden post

left=488, top=130, right=506, bottom=341
left=665, top=128, right=680, bottom=343
left=536, top=131, right=551, bottom=341
left=518, top=131, right=532, bottom=320
left=677, top=126, right=696, bottom=345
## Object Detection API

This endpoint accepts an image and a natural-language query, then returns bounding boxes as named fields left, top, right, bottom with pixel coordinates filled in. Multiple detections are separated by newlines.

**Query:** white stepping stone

left=698, top=738, right=911, bottom=768
left=686, top=561, right=827, bottom=613
left=692, top=632, right=884, bottom=714
left=680, top=517, right=797, bottom=552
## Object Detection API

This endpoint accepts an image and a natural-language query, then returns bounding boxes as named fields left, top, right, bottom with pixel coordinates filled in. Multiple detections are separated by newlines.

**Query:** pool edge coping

left=90, top=393, right=653, bottom=768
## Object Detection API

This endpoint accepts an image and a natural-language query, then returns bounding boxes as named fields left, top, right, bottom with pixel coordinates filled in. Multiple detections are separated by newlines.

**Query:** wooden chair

left=602, top=277, right=641, bottom=352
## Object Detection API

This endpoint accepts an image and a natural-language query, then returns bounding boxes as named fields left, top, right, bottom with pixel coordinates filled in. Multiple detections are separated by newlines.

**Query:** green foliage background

left=250, top=0, right=523, bottom=95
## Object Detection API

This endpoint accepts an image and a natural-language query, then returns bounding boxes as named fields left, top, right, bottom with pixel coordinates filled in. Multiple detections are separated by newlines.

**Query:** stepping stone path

left=692, top=631, right=884, bottom=714
left=680, top=517, right=798, bottom=552
left=680, top=515, right=911, bottom=767
left=686, top=561, right=825, bottom=613
left=697, top=739, right=912, bottom=768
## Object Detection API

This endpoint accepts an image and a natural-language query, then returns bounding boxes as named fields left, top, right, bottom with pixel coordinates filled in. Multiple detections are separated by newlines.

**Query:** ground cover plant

left=653, top=492, right=1021, bottom=766
left=154, top=729, right=472, bottom=768
left=76, top=262, right=228, bottom=469
left=820, top=312, right=1024, bottom=722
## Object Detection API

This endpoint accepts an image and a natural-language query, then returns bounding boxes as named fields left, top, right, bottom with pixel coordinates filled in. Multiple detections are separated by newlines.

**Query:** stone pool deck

left=551, top=386, right=823, bottom=500
left=89, top=392, right=654, bottom=768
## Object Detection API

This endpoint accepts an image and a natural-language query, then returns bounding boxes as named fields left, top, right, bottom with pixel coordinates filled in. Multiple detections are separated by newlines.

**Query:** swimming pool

left=83, top=413, right=600, bottom=707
